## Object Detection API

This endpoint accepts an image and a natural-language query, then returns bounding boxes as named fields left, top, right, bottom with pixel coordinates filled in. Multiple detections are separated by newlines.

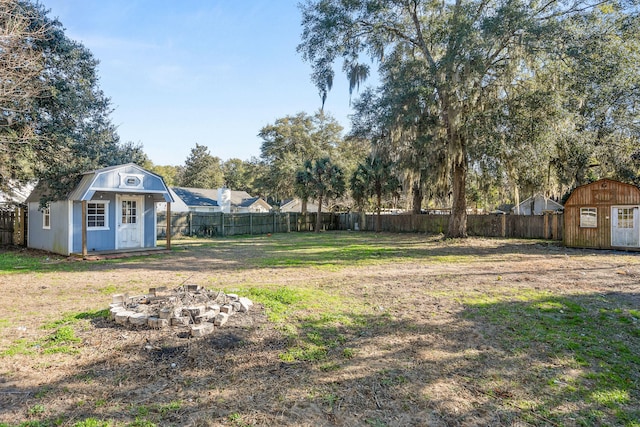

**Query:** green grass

left=0, top=250, right=166, bottom=275
left=228, top=232, right=483, bottom=269
left=463, top=291, right=640, bottom=425
left=41, top=309, right=109, bottom=329
left=2, top=309, right=107, bottom=357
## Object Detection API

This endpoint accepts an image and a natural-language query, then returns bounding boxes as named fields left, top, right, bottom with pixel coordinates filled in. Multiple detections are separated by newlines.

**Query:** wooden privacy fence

left=0, top=206, right=27, bottom=246
left=157, top=212, right=340, bottom=237
left=334, top=212, right=563, bottom=240
left=157, top=211, right=562, bottom=240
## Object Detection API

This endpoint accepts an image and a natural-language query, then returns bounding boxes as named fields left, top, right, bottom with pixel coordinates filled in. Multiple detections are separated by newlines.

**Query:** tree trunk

left=375, top=190, right=382, bottom=232
left=301, top=198, right=308, bottom=214
left=447, top=156, right=468, bottom=238
left=315, top=193, right=323, bottom=233
left=440, top=83, right=467, bottom=238
left=412, top=182, right=423, bottom=214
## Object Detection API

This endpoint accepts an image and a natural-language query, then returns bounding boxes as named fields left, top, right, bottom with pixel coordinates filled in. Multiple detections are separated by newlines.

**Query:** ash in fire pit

left=108, top=285, right=254, bottom=337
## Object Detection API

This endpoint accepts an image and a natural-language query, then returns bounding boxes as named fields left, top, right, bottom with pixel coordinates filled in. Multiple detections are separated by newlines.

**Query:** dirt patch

left=1, top=234, right=639, bottom=426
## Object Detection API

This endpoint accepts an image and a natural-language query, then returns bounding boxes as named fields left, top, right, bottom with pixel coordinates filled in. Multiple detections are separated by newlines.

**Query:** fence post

left=16, top=207, right=26, bottom=246
left=501, top=214, right=506, bottom=238
left=544, top=213, right=549, bottom=239
left=166, top=202, right=172, bottom=250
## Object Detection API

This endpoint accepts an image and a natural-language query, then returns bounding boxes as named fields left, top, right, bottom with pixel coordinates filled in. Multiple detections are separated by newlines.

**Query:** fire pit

left=108, top=285, right=254, bottom=337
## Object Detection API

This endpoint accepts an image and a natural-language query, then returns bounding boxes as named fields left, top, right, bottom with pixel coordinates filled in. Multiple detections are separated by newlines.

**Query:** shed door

left=611, top=206, right=639, bottom=247
left=117, top=195, right=144, bottom=249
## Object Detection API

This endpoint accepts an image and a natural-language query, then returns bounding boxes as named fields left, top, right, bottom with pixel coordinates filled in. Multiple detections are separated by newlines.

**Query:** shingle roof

left=171, top=187, right=219, bottom=207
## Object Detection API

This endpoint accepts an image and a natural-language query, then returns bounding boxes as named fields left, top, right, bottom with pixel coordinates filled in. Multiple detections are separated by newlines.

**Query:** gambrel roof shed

left=564, top=179, right=640, bottom=250
left=26, top=164, right=173, bottom=256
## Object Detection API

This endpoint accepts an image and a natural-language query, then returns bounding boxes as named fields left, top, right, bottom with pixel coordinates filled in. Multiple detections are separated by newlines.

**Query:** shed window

left=42, top=205, right=50, bottom=229
left=580, top=207, right=597, bottom=228
left=87, top=201, right=109, bottom=229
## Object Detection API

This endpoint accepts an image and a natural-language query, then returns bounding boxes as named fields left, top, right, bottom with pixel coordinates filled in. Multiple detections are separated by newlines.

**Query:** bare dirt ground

left=1, top=234, right=639, bottom=426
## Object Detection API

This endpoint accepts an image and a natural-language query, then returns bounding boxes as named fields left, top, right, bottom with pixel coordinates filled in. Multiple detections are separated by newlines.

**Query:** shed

left=26, top=164, right=173, bottom=256
left=563, top=179, right=640, bottom=249
left=512, top=194, right=563, bottom=215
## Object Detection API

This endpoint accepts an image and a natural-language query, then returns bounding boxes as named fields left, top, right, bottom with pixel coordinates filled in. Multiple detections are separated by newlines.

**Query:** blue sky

left=39, top=0, right=357, bottom=166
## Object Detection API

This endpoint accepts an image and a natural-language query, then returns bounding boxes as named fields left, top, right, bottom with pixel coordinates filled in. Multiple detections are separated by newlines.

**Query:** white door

left=611, top=206, right=639, bottom=247
left=117, top=195, right=144, bottom=249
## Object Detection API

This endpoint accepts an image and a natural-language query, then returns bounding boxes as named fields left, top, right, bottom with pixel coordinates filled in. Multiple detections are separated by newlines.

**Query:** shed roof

left=26, top=164, right=173, bottom=203
left=564, top=179, right=640, bottom=207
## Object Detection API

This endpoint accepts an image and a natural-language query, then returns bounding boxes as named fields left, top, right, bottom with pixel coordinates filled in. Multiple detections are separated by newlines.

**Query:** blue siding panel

left=72, top=196, right=118, bottom=253
left=28, top=201, right=70, bottom=255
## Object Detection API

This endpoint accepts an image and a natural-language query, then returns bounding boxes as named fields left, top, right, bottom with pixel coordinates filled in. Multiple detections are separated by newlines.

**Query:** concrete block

left=183, top=305, right=206, bottom=318
left=109, top=306, right=125, bottom=320
left=148, top=286, right=167, bottom=296
left=196, top=310, right=218, bottom=323
left=226, top=293, right=239, bottom=301
left=220, top=304, right=234, bottom=314
left=191, top=323, right=214, bottom=337
left=206, top=304, right=221, bottom=315
left=214, top=312, right=230, bottom=327
left=238, top=297, right=253, bottom=313
left=158, top=308, right=173, bottom=319
left=115, top=311, right=135, bottom=325
left=129, top=313, right=149, bottom=326
left=148, top=317, right=169, bottom=329
left=171, top=316, right=190, bottom=326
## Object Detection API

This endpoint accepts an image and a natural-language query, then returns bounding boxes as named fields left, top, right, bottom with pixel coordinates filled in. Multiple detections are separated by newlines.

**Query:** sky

left=38, top=0, right=358, bottom=166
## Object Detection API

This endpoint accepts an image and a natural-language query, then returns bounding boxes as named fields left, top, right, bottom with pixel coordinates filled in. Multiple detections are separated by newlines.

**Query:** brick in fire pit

left=148, top=317, right=169, bottom=329
left=190, top=323, right=214, bottom=337
left=183, top=305, right=206, bottom=318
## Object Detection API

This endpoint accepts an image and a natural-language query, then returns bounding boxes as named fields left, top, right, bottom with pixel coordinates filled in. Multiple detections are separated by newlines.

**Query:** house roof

left=512, top=193, right=563, bottom=212
left=171, top=187, right=218, bottom=208
left=0, top=180, right=36, bottom=205
left=171, top=187, right=271, bottom=210
left=280, top=198, right=323, bottom=213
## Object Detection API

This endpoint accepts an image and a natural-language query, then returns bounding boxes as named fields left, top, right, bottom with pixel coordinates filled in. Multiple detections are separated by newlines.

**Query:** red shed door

left=611, top=206, right=639, bottom=247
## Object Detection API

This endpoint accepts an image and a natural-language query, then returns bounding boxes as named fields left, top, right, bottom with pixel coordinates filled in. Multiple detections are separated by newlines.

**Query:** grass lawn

left=0, top=232, right=639, bottom=426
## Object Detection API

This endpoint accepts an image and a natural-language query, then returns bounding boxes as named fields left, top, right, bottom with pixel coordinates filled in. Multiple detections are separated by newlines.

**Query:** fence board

left=0, top=207, right=27, bottom=246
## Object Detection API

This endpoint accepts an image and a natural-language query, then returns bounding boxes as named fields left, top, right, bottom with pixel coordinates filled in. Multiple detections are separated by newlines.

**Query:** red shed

left=564, top=179, right=640, bottom=249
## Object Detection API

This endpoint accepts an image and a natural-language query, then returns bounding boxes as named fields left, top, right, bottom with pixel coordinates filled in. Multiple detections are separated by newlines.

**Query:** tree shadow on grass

left=1, top=289, right=639, bottom=426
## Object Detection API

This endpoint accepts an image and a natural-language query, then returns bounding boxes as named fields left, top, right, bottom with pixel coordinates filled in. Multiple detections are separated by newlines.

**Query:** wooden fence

left=0, top=206, right=27, bottom=246
left=334, top=212, right=563, bottom=240
left=157, top=212, right=341, bottom=237
left=157, top=211, right=562, bottom=240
